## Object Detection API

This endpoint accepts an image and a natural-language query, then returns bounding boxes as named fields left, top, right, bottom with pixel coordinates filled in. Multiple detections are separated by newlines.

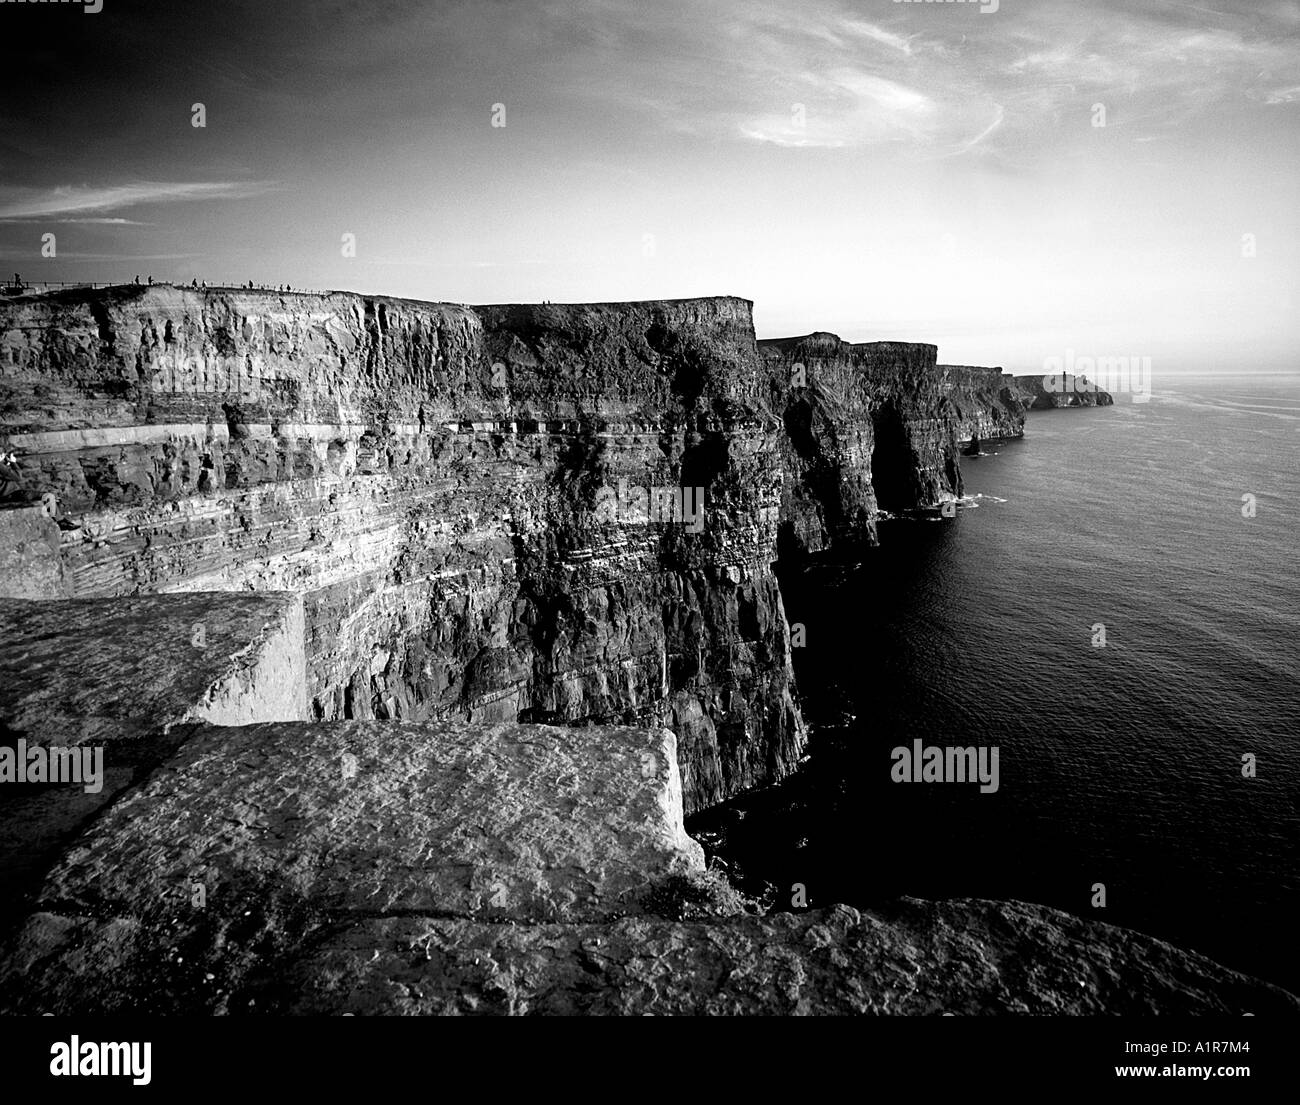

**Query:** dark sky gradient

left=1, top=0, right=1297, bottom=370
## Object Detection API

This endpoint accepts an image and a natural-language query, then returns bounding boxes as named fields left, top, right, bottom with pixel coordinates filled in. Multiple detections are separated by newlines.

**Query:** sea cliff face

left=942, top=364, right=1033, bottom=443
left=0, top=287, right=1019, bottom=812
left=759, top=333, right=977, bottom=558
left=0, top=285, right=1285, bottom=1016
left=0, top=287, right=806, bottom=814
left=1013, top=372, right=1116, bottom=409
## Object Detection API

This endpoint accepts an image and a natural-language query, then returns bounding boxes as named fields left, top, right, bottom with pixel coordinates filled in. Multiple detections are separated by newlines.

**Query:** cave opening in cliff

left=868, top=404, right=916, bottom=514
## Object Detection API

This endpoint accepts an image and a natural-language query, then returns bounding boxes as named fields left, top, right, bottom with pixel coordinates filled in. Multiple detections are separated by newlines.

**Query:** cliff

left=941, top=364, right=1032, bottom=443
left=0, top=285, right=1287, bottom=1016
left=0, top=287, right=1020, bottom=814
left=1013, top=373, right=1115, bottom=408
left=0, top=286, right=805, bottom=814
left=759, top=333, right=971, bottom=557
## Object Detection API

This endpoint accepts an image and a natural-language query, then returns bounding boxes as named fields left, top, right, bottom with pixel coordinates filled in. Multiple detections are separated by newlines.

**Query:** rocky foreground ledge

left=0, top=594, right=1295, bottom=1015
left=1, top=711, right=1294, bottom=1015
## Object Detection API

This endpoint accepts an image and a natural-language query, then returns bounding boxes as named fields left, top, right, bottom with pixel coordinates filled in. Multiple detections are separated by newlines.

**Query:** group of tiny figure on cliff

left=2, top=274, right=304, bottom=294
left=131, top=275, right=300, bottom=293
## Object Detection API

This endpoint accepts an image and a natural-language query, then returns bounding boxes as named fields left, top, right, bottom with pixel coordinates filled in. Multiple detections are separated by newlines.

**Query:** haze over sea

left=692, top=373, right=1300, bottom=993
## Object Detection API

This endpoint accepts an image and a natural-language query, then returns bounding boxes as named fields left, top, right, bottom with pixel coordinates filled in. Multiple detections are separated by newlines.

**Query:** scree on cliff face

left=3, top=284, right=1292, bottom=1016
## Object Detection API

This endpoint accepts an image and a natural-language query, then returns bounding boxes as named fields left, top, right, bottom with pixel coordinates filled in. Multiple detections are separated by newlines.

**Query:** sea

left=689, top=373, right=1300, bottom=994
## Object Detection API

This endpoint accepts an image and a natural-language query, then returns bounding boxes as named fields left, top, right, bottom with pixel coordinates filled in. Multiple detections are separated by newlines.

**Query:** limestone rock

left=0, top=507, right=70, bottom=599
left=941, top=364, right=1030, bottom=443
left=0, top=591, right=306, bottom=931
left=0, top=286, right=1182, bottom=1020
left=0, top=288, right=1037, bottom=811
left=0, top=287, right=805, bottom=812
left=240, top=899, right=1300, bottom=1016
left=759, top=334, right=986, bottom=557
left=1013, top=372, right=1115, bottom=409
left=0, top=592, right=307, bottom=742
left=0, top=720, right=703, bottom=1013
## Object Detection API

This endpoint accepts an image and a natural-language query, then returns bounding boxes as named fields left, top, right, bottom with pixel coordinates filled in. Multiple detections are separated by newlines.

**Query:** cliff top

left=758, top=332, right=941, bottom=356
left=0, top=281, right=754, bottom=315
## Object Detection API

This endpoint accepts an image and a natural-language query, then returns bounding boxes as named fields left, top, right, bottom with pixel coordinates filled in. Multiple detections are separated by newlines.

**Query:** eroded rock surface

left=253, top=899, right=1299, bottom=1016
left=0, top=720, right=704, bottom=1013
left=0, top=591, right=306, bottom=930
left=0, top=592, right=307, bottom=741
left=3, top=709, right=1293, bottom=1016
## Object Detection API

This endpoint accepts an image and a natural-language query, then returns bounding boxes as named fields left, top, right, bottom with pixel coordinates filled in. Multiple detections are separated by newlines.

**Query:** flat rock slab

left=0, top=720, right=703, bottom=1013
left=249, top=899, right=1300, bottom=1016
left=0, top=592, right=306, bottom=741
left=0, top=591, right=305, bottom=935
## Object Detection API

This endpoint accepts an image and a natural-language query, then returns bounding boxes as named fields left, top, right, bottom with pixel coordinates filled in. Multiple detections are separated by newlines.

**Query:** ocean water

left=691, top=373, right=1300, bottom=993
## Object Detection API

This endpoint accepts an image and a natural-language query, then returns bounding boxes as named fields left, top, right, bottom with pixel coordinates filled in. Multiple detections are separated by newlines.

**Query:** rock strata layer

left=0, top=286, right=1031, bottom=810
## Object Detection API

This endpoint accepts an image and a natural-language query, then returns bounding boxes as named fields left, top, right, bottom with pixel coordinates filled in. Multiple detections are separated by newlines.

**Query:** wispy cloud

left=0, top=181, right=276, bottom=221
left=516, top=0, right=1300, bottom=157
left=841, top=20, right=915, bottom=57
left=56, top=217, right=150, bottom=226
left=0, top=216, right=151, bottom=226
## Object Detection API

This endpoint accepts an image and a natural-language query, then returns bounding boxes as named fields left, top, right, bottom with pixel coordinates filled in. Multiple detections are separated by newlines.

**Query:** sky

left=1, top=0, right=1297, bottom=371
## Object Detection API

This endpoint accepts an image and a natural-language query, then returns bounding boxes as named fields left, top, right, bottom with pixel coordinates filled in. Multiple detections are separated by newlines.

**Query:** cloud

left=840, top=20, right=915, bottom=56
left=0, top=181, right=276, bottom=221
left=519, top=0, right=1300, bottom=156
left=947, top=104, right=1006, bottom=156
left=0, top=216, right=151, bottom=226
left=986, top=1, right=1300, bottom=139
left=740, top=71, right=938, bottom=147
left=57, top=217, right=150, bottom=225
